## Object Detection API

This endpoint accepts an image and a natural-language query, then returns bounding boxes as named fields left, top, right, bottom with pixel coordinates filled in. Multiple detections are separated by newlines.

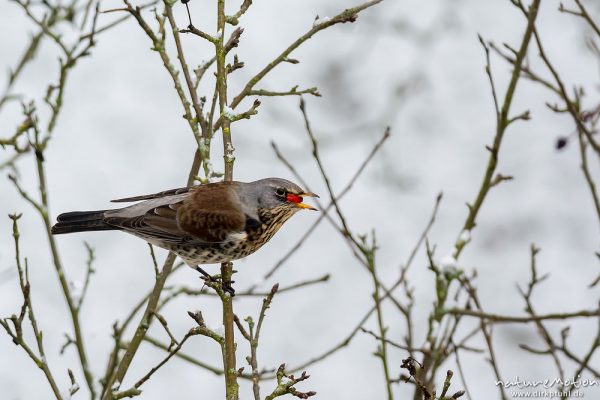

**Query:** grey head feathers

left=235, top=178, right=306, bottom=212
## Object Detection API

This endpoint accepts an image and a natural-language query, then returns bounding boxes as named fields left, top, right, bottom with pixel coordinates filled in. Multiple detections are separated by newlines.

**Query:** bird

left=51, top=178, right=318, bottom=294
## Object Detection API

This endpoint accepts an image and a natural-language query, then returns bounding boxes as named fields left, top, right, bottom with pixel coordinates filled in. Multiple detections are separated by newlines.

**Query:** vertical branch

left=576, top=131, right=600, bottom=223
left=219, top=262, right=238, bottom=400
left=28, top=118, right=97, bottom=399
left=527, top=12, right=600, bottom=155
left=519, top=245, right=565, bottom=379
left=0, top=30, right=45, bottom=111
left=217, top=1, right=235, bottom=180
left=3, top=3, right=132, bottom=397
left=0, top=214, right=63, bottom=399
left=364, top=234, right=393, bottom=400
left=454, top=0, right=541, bottom=259
left=163, top=2, right=212, bottom=178
left=119, top=1, right=202, bottom=147
left=216, top=1, right=238, bottom=399
left=102, top=253, right=177, bottom=399
left=241, top=284, right=279, bottom=400
left=102, top=138, right=203, bottom=399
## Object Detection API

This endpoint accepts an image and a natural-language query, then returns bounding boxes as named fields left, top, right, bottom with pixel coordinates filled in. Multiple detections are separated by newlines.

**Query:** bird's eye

left=275, top=188, right=286, bottom=197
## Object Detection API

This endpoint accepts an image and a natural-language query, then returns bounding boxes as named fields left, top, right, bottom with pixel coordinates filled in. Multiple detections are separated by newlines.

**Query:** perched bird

left=51, top=178, right=318, bottom=293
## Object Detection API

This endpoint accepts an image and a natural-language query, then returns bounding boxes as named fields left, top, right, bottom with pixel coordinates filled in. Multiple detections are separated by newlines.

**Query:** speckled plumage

left=51, top=178, right=317, bottom=267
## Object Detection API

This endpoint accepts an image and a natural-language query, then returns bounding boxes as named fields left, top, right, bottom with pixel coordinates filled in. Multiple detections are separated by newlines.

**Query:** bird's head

left=244, top=178, right=319, bottom=214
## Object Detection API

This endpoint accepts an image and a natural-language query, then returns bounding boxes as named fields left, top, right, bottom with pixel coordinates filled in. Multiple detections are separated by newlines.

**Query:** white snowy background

left=1, top=0, right=600, bottom=399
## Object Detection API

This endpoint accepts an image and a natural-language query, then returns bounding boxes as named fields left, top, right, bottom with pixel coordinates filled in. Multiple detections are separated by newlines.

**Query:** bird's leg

left=181, top=0, right=194, bottom=29
left=195, top=266, right=215, bottom=282
left=195, top=265, right=235, bottom=296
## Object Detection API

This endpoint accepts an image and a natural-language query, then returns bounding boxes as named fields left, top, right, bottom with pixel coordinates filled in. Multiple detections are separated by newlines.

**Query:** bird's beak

left=296, top=192, right=319, bottom=211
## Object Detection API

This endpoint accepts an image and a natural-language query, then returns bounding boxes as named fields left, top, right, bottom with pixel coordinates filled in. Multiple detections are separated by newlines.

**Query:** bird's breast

left=171, top=208, right=297, bottom=265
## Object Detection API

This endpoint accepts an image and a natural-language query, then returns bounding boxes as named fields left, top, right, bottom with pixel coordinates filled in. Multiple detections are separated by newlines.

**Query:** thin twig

left=261, top=127, right=390, bottom=282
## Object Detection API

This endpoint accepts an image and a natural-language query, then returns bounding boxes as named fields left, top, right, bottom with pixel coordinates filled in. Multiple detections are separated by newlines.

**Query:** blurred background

left=1, top=0, right=599, bottom=398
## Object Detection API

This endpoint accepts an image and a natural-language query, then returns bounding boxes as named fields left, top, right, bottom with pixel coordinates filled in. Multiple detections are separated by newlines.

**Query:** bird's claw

left=222, top=280, right=236, bottom=297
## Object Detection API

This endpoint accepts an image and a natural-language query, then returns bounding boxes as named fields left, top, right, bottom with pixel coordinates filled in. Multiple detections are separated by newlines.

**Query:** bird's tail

left=51, top=210, right=116, bottom=234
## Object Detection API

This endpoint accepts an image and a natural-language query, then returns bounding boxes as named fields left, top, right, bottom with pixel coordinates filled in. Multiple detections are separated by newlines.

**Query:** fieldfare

left=52, top=178, right=318, bottom=293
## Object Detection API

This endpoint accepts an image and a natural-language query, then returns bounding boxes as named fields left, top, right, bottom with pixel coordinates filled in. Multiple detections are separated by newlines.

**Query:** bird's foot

left=222, top=280, right=236, bottom=297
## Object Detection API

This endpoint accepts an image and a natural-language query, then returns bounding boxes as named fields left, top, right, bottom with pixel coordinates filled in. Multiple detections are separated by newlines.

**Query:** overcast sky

left=1, top=0, right=599, bottom=399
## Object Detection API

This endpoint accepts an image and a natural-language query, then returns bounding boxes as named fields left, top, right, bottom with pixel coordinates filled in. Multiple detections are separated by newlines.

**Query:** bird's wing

left=110, top=186, right=192, bottom=203
left=105, top=201, right=190, bottom=244
left=176, top=182, right=247, bottom=243
left=104, top=182, right=248, bottom=244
